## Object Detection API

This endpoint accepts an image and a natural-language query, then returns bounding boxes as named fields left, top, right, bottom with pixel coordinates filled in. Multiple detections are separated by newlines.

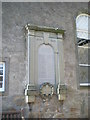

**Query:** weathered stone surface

left=1, top=2, right=89, bottom=118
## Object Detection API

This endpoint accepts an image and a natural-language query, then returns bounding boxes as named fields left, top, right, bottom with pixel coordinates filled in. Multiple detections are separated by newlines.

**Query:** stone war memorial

left=0, top=2, right=90, bottom=119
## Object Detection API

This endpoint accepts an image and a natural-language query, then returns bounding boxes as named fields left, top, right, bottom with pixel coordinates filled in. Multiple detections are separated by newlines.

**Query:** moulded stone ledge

left=25, top=24, right=65, bottom=35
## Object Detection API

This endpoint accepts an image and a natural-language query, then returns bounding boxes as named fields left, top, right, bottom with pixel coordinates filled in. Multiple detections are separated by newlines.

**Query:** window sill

left=80, top=83, right=90, bottom=87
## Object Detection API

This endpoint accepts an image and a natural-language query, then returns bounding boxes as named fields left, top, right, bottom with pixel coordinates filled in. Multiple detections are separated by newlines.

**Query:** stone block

left=25, top=89, right=36, bottom=96
left=25, top=96, right=35, bottom=103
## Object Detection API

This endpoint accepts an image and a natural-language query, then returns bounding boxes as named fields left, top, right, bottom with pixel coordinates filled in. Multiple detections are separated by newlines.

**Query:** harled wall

left=1, top=2, right=89, bottom=118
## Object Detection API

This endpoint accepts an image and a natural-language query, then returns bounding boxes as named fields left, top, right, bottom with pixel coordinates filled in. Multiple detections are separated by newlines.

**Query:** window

left=76, top=14, right=90, bottom=41
left=76, top=14, right=90, bottom=86
left=0, top=62, right=5, bottom=92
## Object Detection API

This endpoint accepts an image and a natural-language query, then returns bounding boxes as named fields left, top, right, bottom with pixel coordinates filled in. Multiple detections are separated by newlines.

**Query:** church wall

left=1, top=2, right=89, bottom=118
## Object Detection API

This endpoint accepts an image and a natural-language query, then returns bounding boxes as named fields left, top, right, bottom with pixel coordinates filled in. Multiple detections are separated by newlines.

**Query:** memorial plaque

left=38, top=44, right=55, bottom=85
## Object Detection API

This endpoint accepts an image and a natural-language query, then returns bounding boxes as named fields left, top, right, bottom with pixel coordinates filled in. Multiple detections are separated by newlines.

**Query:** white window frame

left=76, top=14, right=90, bottom=87
left=0, top=62, right=5, bottom=92
left=80, top=83, right=90, bottom=87
left=76, top=13, right=90, bottom=40
left=79, top=63, right=90, bottom=87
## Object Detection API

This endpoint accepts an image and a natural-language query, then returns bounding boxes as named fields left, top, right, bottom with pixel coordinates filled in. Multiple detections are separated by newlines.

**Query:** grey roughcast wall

left=1, top=2, right=89, bottom=118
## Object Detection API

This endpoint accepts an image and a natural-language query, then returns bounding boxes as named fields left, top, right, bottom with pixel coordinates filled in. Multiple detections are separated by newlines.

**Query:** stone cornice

left=25, top=24, right=65, bottom=35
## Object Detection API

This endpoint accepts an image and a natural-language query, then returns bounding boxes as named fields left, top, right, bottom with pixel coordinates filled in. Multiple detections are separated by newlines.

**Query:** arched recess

left=38, top=44, right=55, bottom=85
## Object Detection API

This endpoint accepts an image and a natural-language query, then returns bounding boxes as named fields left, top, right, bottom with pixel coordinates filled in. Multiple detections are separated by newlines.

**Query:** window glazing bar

left=80, top=83, right=90, bottom=86
left=79, top=64, right=90, bottom=67
left=78, top=46, right=90, bottom=49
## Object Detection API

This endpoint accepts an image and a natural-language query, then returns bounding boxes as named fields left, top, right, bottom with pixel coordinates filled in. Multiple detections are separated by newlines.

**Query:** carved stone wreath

left=40, top=82, right=54, bottom=99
